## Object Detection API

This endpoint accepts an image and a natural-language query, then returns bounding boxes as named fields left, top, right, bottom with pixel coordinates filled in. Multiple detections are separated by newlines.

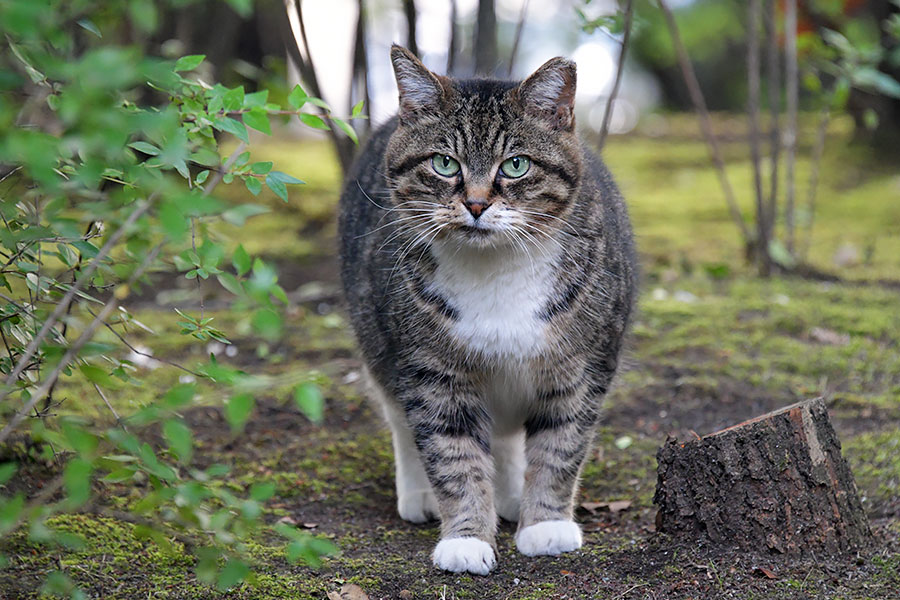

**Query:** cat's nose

left=463, top=199, right=490, bottom=219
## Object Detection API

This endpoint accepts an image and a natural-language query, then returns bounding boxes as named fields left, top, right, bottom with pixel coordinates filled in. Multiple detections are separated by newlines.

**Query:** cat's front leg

left=399, top=368, right=498, bottom=575
left=516, top=386, right=602, bottom=557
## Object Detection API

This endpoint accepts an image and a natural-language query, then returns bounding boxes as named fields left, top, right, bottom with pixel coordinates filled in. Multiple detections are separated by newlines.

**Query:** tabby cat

left=338, top=46, right=637, bottom=575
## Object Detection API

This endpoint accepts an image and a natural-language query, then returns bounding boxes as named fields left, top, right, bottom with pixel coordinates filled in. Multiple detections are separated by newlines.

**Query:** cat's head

left=384, top=45, right=584, bottom=250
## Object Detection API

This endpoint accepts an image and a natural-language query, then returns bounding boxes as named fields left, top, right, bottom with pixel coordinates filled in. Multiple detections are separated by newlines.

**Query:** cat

left=338, top=45, right=637, bottom=575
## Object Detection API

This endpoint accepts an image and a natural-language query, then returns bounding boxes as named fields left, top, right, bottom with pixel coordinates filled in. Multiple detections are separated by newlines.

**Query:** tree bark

left=654, top=398, right=872, bottom=556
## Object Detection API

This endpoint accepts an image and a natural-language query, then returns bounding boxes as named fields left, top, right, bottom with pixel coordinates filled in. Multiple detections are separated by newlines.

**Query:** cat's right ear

left=390, top=45, right=448, bottom=121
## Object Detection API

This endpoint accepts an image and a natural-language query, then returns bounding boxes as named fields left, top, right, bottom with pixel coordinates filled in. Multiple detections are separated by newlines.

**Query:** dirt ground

left=2, top=127, right=899, bottom=599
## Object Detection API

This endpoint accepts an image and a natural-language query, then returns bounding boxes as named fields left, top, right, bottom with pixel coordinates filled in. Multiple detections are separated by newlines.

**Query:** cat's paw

left=516, top=520, right=582, bottom=556
left=432, top=537, right=496, bottom=575
left=495, top=493, right=520, bottom=522
left=397, top=488, right=439, bottom=523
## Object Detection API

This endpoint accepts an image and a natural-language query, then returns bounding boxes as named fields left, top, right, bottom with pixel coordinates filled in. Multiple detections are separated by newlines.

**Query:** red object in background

left=794, top=0, right=869, bottom=35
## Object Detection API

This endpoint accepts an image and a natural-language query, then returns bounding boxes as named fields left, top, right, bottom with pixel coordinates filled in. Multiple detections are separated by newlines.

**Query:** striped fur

left=339, top=46, right=637, bottom=574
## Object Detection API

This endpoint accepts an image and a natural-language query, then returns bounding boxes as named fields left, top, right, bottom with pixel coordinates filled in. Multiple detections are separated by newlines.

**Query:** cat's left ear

left=516, top=57, right=577, bottom=132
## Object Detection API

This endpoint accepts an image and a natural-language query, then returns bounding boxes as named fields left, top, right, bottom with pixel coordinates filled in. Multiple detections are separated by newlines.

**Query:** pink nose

left=464, top=199, right=489, bottom=219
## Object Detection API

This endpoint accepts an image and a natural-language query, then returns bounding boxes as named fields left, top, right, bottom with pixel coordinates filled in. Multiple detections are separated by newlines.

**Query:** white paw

left=432, top=537, right=496, bottom=575
left=495, top=494, right=520, bottom=522
left=516, top=520, right=582, bottom=556
left=397, top=488, right=439, bottom=523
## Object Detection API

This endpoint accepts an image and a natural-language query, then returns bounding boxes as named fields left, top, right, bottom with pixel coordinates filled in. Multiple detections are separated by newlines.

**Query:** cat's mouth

left=457, top=224, right=492, bottom=236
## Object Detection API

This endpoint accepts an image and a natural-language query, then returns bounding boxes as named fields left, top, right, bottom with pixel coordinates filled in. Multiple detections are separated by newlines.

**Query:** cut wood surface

left=654, top=398, right=872, bottom=555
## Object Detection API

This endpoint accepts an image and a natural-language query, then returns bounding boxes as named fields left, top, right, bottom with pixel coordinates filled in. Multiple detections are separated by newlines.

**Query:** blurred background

left=2, top=1, right=900, bottom=597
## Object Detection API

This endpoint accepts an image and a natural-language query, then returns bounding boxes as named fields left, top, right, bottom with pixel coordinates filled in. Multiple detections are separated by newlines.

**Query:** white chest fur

left=429, top=239, right=559, bottom=362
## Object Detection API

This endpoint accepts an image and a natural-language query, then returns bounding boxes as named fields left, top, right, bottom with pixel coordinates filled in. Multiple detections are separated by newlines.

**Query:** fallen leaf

left=338, top=583, right=370, bottom=600
left=579, top=500, right=632, bottom=514
left=276, top=516, right=298, bottom=526
left=753, top=566, right=778, bottom=579
left=810, top=327, right=850, bottom=346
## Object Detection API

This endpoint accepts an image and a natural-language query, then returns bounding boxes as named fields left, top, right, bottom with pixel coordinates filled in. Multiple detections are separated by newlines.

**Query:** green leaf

left=0, top=493, right=24, bottom=535
left=80, top=364, right=112, bottom=387
left=294, top=383, right=324, bottom=423
left=288, top=84, right=308, bottom=108
left=225, top=394, right=255, bottom=433
left=222, top=203, right=269, bottom=226
left=174, top=54, right=206, bottom=72
left=159, top=200, right=188, bottom=240
left=243, top=107, right=271, bottom=135
left=265, top=176, right=288, bottom=202
left=232, top=245, right=251, bottom=276
left=163, top=384, right=196, bottom=409
left=224, top=0, right=253, bottom=17
left=64, top=458, right=94, bottom=508
left=244, top=176, right=262, bottom=196
left=223, top=86, right=244, bottom=112
left=299, top=113, right=330, bottom=130
left=0, top=463, right=17, bottom=485
left=217, top=272, right=244, bottom=296
left=267, top=171, right=305, bottom=185
left=163, top=419, right=193, bottom=464
left=250, top=482, right=275, bottom=502
left=77, top=19, right=102, bottom=38
left=351, top=100, right=365, bottom=118
left=243, top=90, right=269, bottom=108
left=213, top=117, right=249, bottom=144
left=127, top=141, right=160, bottom=156
left=217, top=558, right=250, bottom=591
left=251, top=309, right=282, bottom=341
left=332, top=117, right=358, bottom=145
left=251, top=161, right=273, bottom=174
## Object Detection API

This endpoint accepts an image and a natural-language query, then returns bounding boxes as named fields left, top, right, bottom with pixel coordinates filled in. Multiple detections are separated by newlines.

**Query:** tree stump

left=653, top=398, right=872, bottom=555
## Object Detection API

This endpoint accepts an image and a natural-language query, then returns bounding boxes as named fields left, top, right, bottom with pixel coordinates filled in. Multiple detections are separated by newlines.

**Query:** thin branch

left=801, top=102, right=831, bottom=261
left=764, top=0, right=781, bottom=251
left=0, top=243, right=163, bottom=446
left=748, top=0, right=770, bottom=276
left=784, top=0, right=799, bottom=253
left=598, top=0, right=634, bottom=150
left=350, top=0, right=371, bottom=135
left=93, top=312, right=203, bottom=378
left=656, top=0, right=752, bottom=242
left=93, top=382, right=127, bottom=432
left=507, top=0, right=530, bottom=77
left=0, top=199, right=153, bottom=398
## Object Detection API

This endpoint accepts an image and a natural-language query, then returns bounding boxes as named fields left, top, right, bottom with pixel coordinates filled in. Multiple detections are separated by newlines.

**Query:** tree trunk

left=402, top=0, right=418, bottom=58
left=654, top=398, right=872, bottom=556
left=474, top=0, right=497, bottom=76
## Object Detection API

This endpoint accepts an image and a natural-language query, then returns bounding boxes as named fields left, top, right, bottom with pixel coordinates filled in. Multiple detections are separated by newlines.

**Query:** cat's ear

left=516, top=57, right=577, bottom=131
left=390, top=45, right=449, bottom=121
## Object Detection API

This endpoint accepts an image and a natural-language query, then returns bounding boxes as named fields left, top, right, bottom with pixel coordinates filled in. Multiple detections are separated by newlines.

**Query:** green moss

left=844, top=429, right=900, bottom=508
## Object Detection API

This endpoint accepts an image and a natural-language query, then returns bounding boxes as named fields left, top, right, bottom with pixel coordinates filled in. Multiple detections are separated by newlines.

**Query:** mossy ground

left=2, top=115, right=900, bottom=599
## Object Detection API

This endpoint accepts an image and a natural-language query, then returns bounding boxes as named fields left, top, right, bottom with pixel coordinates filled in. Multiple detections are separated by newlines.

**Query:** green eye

left=432, top=154, right=461, bottom=177
left=500, top=156, right=530, bottom=178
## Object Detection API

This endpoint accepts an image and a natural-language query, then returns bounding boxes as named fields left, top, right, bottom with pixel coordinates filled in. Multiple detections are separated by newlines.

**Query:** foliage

left=0, top=0, right=362, bottom=595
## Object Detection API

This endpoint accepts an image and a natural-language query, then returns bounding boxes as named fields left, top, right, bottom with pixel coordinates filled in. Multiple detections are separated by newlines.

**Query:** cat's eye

left=500, top=156, right=530, bottom=178
left=431, top=154, right=461, bottom=177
